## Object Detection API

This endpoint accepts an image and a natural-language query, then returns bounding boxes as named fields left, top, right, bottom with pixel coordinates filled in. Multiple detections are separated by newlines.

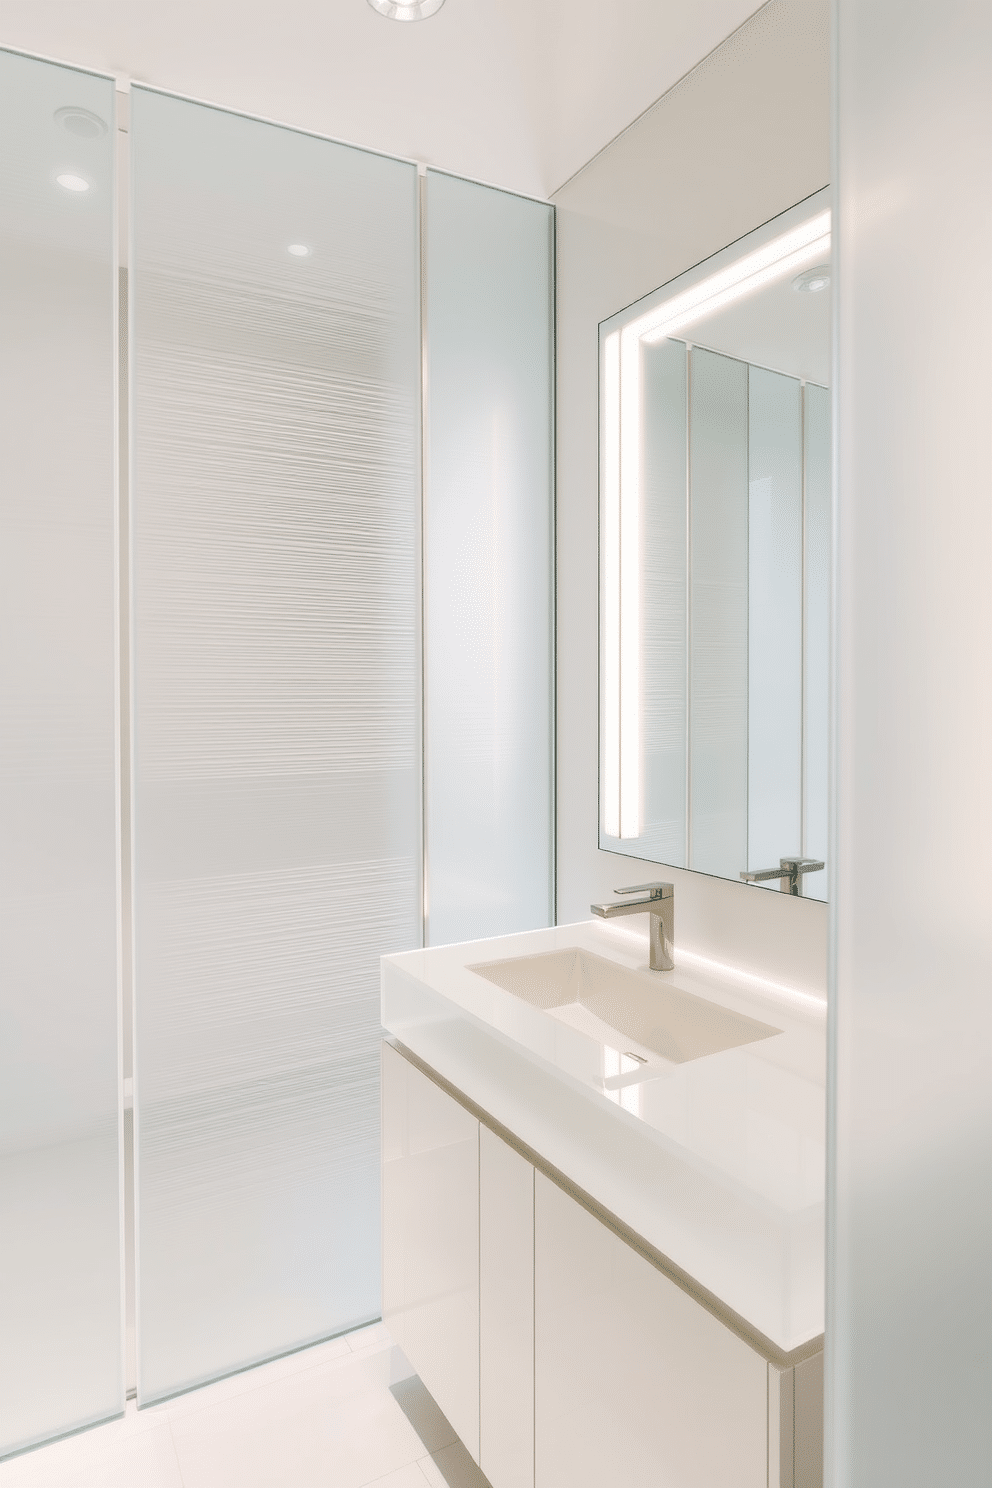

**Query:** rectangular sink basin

left=468, top=948, right=781, bottom=1077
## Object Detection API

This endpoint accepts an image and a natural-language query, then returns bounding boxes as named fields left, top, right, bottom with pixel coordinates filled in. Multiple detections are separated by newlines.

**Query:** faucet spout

left=590, top=882, right=675, bottom=971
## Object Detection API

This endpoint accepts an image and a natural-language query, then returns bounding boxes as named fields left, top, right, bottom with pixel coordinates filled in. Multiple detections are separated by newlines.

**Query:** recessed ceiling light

left=287, top=243, right=311, bottom=257
left=792, top=265, right=830, bottom=294
left=367, top=0, right=445, bottom=19
left=54, top=106, right=107, bottom=138
left=56, top=173, right=90, bottom=193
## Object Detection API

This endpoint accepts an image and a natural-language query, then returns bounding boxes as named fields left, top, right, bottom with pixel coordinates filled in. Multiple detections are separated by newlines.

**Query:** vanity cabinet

left=535, top=1173, right=766, bottom=1488
left=381, top=1041, right=480, bottom=1461
left=382, top=1040, right=823, bottom=1488
left=480, top=1125, right=534, bottom=1488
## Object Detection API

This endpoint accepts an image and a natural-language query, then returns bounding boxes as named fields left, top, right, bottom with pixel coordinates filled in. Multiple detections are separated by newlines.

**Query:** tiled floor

left=0, top=1324, right=489, bottom=1488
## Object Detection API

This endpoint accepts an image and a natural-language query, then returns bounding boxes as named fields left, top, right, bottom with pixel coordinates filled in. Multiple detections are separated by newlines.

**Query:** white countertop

left=381, top=917, right=826, bottom=1355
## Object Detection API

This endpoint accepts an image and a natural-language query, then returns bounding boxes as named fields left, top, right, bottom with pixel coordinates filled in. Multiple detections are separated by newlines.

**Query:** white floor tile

left=389, top=1377, right=458, bottom=1454
left=169, top=1349, right=428, bottom=1488
left=363, top=1466, right=433, bottom=1488
left=0, top=1418, right=183, bottom=1488
left=158, top=1331, right=355, bottom=1418
left=345, top=1344, right=416, bottom=1387
left=417, top=1443, right=491, bottom=1488
left=347, top=1322, right=392, bottom=1353
left=1, top=1330, right=455, bottom=1488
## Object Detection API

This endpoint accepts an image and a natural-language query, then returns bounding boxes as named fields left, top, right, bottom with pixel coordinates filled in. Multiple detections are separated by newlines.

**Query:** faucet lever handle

left=740, top=858, right=825, bottom=896
left=615, top=881, right=674, bottom=900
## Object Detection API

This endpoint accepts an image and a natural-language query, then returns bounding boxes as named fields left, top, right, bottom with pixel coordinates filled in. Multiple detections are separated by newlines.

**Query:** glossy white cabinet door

left=480, top=1126, right=534, bottom=1488
left=534, top=1173, right=767, bottom=1488
left=381, top=1044, right=480, bottom=1462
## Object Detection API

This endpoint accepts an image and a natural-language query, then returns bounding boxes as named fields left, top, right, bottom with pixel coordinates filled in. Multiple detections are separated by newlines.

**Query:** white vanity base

left=382, top=1038, right=823, bottom=1488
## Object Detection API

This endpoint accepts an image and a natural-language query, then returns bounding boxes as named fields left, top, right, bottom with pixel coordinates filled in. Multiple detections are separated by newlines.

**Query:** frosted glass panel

left=424, top=170, right=553, bottom=945
left=803, top=384, right=829, bottom=901
left=689, top=348, right=748, bottom=878
left=131, top=89, right=420, bottom=1404
left=832, top=7, right=992, bottom=1482
left=747, top=366, right=802, bottom=871
left=0, top=52, right=122, bottom=1455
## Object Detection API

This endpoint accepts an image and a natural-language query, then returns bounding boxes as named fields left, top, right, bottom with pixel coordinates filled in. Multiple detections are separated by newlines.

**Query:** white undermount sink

left=468, top=947, right=782, bottom=1086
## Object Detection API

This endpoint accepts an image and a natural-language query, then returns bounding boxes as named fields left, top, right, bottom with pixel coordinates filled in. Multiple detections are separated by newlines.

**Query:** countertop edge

left=384, top=1034, right=824, bottom=1371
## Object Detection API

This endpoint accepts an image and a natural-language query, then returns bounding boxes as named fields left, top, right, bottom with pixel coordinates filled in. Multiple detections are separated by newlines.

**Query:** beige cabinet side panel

left=535, top=1173, right=767, bottom=1488
left=769, top=1362, right=795, bottom=1488
left=480, top=1125, right=534, bottom=1488
left=794, top=1350, right=823, bottom=1488
left=381, top=1044, right=480, bottom=1462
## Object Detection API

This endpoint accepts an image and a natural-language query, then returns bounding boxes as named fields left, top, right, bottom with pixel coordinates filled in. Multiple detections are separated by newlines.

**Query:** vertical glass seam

left=549, top=203, right=557, bottom=928
left=126, top=86, right=144, bottom=1412
left=597, top=328, right=603, bottom=851
left=111, top=83, right=128, bottom=1414
left=418, top=166, right=429, bottom=951
left=744, top=362, right=750, bottom=876
left=800, top=380, right=808, bottom=861
left=685, top=343, right=693, bottom=870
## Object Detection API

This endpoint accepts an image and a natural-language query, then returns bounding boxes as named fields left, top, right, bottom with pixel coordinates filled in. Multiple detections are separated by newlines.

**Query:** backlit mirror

left=599, top=189, right=829, bottom=901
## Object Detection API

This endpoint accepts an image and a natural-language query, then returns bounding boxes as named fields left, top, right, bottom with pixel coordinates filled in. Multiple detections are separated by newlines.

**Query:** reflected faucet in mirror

left=590, top=882, right=675, bottom=971
left=740, top=857, right=825, bottom=897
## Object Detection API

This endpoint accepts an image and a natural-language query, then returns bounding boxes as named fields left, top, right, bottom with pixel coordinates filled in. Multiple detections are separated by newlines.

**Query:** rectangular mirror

left=599, top=189, right=829, bottom=901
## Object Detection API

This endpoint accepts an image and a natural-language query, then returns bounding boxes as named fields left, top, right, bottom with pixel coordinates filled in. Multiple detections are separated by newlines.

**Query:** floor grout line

left=165, top=1416, right=187, bottom=1488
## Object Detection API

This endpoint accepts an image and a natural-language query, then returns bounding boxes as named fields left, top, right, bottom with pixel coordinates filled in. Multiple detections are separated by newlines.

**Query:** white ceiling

left=0, top=0, right=765, bottom=198
left=686, top=266, right=832, bottom=387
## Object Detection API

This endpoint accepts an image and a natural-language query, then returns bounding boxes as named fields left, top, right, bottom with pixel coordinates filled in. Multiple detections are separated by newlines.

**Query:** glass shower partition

left=129, top=89, right=422, bottom=1403
left=0, top=50, right=123, bottom=1456
left=422, top=170, right=555, bottom=944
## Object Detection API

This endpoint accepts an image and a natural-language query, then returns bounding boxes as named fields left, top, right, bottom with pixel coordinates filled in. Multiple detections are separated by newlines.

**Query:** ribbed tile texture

left=130, top=88, right=421, bottom=1404
left=0, top=51, right=122, bottom=1457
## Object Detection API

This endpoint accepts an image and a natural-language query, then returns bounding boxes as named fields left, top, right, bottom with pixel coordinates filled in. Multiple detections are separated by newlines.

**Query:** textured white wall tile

left=130, top=87, right=421, bottom=1404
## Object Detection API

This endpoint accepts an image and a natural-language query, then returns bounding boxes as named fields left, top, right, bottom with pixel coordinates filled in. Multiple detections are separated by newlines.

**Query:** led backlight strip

left=602, top=330, right=622, bottom=837
left=602, top=211, right=831, bottom=843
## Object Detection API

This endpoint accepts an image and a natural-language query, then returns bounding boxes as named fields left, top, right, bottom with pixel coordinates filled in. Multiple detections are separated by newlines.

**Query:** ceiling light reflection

left=367, top=0, right=446, bottom=17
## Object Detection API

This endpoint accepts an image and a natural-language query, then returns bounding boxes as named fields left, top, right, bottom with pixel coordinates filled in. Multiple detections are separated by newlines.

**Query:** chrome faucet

left=740, top=857, right=825, bottom=896
left=590, top=882, right=675, bottom=971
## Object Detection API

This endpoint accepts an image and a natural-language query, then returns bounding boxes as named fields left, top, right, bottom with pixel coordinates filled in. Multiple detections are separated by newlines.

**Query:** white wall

left=552, top=0, right=831, bottom=995
left=829, top=3, right=992, bottom=1482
